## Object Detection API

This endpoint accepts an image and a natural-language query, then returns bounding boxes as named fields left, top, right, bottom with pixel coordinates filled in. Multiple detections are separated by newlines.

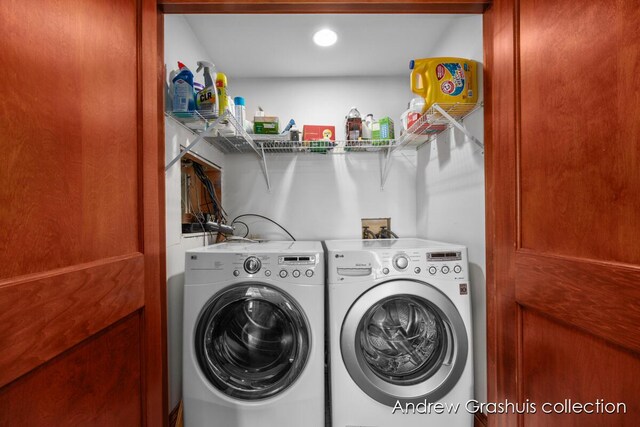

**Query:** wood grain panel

left=0, top=253, right=145, bottom=387
left=515, top=251, right=640, bottom=353
left=160, top=0, right=490, bottom=14
left=522, top=310, right=640, bottom=426
left=0, top=0, right=139, bottom=280
left=483, top=0, right=519, bottom=425
left=518, top=0, right=640, bottom=264
left=140, top=0, right=169, bottom=424
left=0, top=313, right=143, bottom=427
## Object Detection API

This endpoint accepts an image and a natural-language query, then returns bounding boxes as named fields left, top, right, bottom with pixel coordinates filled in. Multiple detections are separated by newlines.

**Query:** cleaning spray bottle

left=195, top=61, right=219, bottom=118
left=216, top=72, right=229, bottom=114
left=172, top=62, right=195, bottom=114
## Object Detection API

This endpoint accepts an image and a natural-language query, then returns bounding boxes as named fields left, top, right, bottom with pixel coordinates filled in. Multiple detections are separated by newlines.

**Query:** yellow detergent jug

left=410, top=57, right=478, bottom=116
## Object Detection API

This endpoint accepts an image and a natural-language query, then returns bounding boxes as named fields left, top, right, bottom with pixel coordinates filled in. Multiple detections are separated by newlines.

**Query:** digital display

left=279, top=255, right=315, bottom=265
left=427, top=251, right=462, bottom=262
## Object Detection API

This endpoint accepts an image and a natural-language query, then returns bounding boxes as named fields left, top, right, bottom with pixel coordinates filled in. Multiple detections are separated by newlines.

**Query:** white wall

left=224, top=151, right=417, bottom=240
left=164, top=14, right=223, bottom=412
left=414, top=13, right=487, bottom=406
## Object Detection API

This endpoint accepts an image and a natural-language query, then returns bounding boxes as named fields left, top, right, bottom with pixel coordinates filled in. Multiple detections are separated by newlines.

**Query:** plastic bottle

left=362, top=114, right=373, bottom=139
left=216, top=73, right=229, bottom=114
left=345, top=107, right=362, bottom=141
left=172, top=62, right=195, bottom=113
left=195, top=61, right=219, bottom=118
left=234, top=97, right=246, bottom=127
left=409, top=57, right=478, bottom=115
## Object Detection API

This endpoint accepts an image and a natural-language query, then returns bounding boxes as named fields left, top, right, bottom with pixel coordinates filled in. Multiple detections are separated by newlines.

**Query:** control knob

left=394, top=255, right=409, bottom=270
left=244, top=256, right=261, bottom=274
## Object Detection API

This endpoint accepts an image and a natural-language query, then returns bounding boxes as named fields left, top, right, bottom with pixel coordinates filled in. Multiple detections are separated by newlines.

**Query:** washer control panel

left=332, top=247, right=467, bottom=282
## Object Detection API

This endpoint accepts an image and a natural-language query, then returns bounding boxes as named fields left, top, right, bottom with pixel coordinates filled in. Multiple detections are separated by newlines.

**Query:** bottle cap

left=234, top=96, right=245, bottom=106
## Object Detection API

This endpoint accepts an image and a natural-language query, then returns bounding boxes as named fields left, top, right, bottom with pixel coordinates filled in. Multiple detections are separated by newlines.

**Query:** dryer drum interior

left=195, top=284, right=311, bottom=400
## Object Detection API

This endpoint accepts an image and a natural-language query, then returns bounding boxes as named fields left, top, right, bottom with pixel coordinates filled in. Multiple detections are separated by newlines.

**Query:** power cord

left=230, top=214, right=296, bottom=241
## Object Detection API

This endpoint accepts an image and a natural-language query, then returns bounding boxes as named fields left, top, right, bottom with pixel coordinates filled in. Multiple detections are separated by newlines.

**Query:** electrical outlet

left=361, top=218, right=391, bottom=238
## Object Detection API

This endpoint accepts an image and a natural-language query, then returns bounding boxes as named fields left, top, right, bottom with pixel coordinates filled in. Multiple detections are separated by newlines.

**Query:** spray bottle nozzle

left=196, top=60, right=215, bottom=73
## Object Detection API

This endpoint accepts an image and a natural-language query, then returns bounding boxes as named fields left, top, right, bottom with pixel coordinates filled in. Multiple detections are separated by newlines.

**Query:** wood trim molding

left=159, top=0, right=490, bottom=14
left=141, top=0, right=169, bottom=424
left=483, top=0, right=519, bottom=426
left=515, top=251, right=640, bottom=354
left=0, top=253, right=145, bottom=388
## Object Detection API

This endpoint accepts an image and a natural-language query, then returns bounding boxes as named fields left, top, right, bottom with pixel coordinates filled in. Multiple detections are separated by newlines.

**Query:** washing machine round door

left=195, top=284, right=310, bottom=400
left=341, top=280, right=468, bottom=406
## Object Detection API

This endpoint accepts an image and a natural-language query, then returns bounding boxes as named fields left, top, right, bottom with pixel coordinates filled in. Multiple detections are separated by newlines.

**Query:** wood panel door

left=0, top=0, right=167, bottom=425
left=485, top=0, right=640, bottom=425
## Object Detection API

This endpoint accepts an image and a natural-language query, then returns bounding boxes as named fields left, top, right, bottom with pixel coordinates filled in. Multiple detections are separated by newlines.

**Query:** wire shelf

left=256, top=139, right=394, bottom=154
left=394, top=102, right=482, bottom=151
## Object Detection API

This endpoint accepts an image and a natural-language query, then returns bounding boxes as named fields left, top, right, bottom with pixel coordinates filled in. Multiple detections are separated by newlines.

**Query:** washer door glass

left=195, top=284, right=310, bottom=400
left=360, top=296, right=446, bottom=384
left=341, top=280, right=468, bottom=406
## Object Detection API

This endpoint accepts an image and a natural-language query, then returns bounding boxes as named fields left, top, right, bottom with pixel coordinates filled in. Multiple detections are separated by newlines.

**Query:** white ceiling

left=184, top=14, right=481, bottom=78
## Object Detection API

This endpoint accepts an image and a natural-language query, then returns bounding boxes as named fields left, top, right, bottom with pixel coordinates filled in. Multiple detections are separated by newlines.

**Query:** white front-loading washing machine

left=183, top=241, right=325, bottom=427
left=326, top=238, right=473, bottom=427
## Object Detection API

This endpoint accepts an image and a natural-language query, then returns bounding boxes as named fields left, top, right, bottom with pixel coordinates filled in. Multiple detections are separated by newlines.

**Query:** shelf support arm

left=165, top=113, right=226, bottom=171
left=380, top=146, right=394, bottom=190
left=432, top=104, right=484, bottom=151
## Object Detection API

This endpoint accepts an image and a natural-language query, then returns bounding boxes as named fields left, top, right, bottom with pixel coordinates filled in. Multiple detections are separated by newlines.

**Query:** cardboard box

left=254, top=116, right=279, bottom=134
left=372, top=117, right=395, bottom=144
left=303, top=125, right=336, bottom=142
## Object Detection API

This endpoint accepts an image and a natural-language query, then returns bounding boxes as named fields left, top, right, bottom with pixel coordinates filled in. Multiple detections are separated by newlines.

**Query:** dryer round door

left=341, top=280, right=468, bottom=406
left=195, top=283, right=310, bottom=400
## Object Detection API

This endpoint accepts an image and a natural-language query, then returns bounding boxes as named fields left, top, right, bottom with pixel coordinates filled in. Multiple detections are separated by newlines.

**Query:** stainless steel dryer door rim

left=340, top=279, right=468, bottom=407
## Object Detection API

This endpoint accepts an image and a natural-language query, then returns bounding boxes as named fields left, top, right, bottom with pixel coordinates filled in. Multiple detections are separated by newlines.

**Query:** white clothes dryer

left=325, top=238, right=473, bottom=427
left=183, top=241, right=325, bottom=427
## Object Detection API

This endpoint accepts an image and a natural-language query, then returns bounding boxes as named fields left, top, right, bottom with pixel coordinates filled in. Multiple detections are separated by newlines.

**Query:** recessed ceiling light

left=313, top=29, right=338, bottom=47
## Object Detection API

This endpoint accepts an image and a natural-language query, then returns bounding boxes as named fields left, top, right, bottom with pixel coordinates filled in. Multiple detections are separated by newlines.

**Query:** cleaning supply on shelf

left=254, top=116, right=279, bottom=134
left=410, top=57, right=478, bottom=116
left=216, top=72, right=229, bottom=114
left=345, top=107, right=362, bottom=141
left=195, top=61, right=219, bottom=118
left=281, top=119, right=296, bottom=134
left=234, top=97, right=246, bottom=127
left=303, top=125, right=335, bottom=154
left=172, top=62, right=195, bottom=114
left=362, top=114, right=373, bottom=139
left=372, top=117, right=395, bottom=144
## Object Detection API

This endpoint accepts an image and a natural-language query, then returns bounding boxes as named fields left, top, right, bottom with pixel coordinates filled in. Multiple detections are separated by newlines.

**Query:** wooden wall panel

left=518, top=0, right=640, bottom=264
left=0, top=0, right=139, bottom=279
left=0, top=313, right=143, bottom=427
left=522, top=310, right=640, bottom=426
left=0, top=254, right=145, bottom=387
left=515, top=251, right=640, bottom=354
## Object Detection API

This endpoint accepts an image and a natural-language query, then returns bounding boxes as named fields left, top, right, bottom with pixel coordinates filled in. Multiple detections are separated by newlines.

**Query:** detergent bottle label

left=436, top=63, right=466, bottom=96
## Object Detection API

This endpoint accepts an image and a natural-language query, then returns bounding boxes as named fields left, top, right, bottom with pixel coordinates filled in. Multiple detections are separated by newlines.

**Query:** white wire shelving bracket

left=380, top=102, right=484, bottom=189
left=165, top=110, right=271, bottom=191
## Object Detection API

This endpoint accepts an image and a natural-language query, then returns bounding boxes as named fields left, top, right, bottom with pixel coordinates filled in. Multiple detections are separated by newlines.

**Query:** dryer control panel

left=227, top=252, right=322, bottom=283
